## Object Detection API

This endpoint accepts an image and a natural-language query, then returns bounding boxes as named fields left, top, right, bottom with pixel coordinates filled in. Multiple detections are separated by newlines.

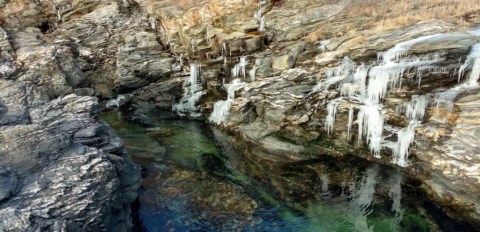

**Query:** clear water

left=101, top=110, right=477, bottom=232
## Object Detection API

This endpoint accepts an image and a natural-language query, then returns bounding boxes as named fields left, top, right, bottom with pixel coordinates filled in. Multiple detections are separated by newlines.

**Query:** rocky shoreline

left=1, top=0, right=480, bottom=230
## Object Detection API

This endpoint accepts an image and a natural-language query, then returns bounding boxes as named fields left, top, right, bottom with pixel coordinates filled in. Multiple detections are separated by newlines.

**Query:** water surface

left=101, top=110, right=476, bottom=232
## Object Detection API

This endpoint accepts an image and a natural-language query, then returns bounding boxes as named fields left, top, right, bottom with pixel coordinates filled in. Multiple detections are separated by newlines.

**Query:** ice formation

left=314, top=56, right=356, bottom=92
left=106, top=95, right=126, bottom=108
left=239, top=56, right=247, bottom=78
left=392, top=120, right=420, bottom=167
left=172, top=64, right=204, bottom=117
left=221, top=42, right=227, bottom=57
left=249, top=65, right=258, bottom=81
left=434, top=43, right=480, bottom=117
left=258, top=16, right=266, bottom=32
left=209, top=79, right=246, bottom=125
left=254, top=2, right=266, bottom=32
left=404, top=95, right=431, bottom=120
left=231, top=56, right=247, bottom=79
left=357, top=103, right=384, bottom=158
left=347, top=105, right=354, bottom=137
left=148, top=17, right=156, bottom=29
left=325, top=98, right=342, bottom=135
left=322, top=34, right=455, bottom=165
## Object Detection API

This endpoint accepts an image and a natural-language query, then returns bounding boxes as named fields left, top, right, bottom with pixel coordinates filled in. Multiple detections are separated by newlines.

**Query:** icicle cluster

left=106, top=95, right=126, bottom=108
left=254, top=1, right=266, bottom=32
left=172, top=64, right=204, bottom=117
left=434, top=43, right=480, bottom=120
left=321, top=34, right=480, bottom=167
left=314, top=56, right=356, bottom=92
left=231, top=56, right=248, bottom=79
left=209, top=79, right=246, bottom=124
left=325, top=98, right=342, bottom=135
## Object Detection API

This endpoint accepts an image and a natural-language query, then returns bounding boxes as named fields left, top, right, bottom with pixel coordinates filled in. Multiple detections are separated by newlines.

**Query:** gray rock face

left=0, top=167, right=17, bottom=202
left=0, top=20, right=140, bottom=232
left=266, top=2, right=344, bottom=41
left=0, top=27, right=17, bottom=78
left=116, top=30, right=175, bottom=92
left=348, top=20, right=456, bottom=59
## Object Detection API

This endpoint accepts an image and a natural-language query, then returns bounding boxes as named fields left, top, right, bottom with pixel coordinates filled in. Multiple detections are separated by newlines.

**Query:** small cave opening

left=38, top=21, right=51, bottom=34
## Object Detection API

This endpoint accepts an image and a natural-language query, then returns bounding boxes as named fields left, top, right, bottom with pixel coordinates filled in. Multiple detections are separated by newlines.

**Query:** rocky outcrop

left=116, top=30, right=174, bottom=92
left=143, top=1, right=480, bottom=227
left=0, top=4, right=141, bottom=230
left=1, top=0, right=480, bottom=230
left=0, top=92, right=140, bottom=231
left=210, top=24, right=480, bottom=227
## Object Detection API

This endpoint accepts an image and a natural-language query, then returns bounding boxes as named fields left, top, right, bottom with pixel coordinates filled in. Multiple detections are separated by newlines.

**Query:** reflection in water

left=101, top=110, right=475, bottom=232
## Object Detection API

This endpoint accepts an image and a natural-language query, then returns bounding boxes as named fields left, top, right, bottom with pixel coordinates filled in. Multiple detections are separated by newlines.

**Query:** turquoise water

left=101, top=110, right=477, bottom=232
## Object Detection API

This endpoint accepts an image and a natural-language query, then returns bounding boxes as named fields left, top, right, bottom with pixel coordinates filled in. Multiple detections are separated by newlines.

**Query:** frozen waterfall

left=322, top=34, right=453, bottom=165
left=172, top=64, right=204, bottom=117
left=209, top=79, right=246, bottom=125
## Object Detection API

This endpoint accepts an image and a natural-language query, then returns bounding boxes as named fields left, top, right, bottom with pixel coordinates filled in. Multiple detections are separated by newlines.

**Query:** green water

left=101, top=110, right=477, bottom=232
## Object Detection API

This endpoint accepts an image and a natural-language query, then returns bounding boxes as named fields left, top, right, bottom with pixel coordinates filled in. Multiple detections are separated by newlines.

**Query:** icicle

left=221, top=42, right=227, bottom=57
left=318, top=57, right=357, bottom=92
left=209, top=79, right=245, bottom=124
left=405, top=95, right=431, bottom=120
left=433, top=89, right=457, bottom=119
left=327, top=56, right=356, bottom=78
left=239, top=56, right=247, bottom=78
left=231, top=64, right=240, bottom=78
left=321, top=35, right=456, bottom=164
left=434, top=43, right=480, bottom=117
left=461, top=44, right=480, bottom=86
left=347, top=105, right=354, bottom=137
left=367, top=36, right=445, bottom=105
left=254, top=5, right=262, bottom=20
left=148, top=17, right=156, bottom=30
left=392, top=120, right=420, bottom=167
left=172, top=63, right=204, bottom=117
left=258, top=16, right=266, bottom=32
left=249, top=65, right=258, bottom=82
left=56, top=6, right=63, bottom=21
left=357, top=103, right=384, bottom=158
left=325, top=98, right=342, bottom=135
left=354, top=65, right=369, bottom=99
left=206, top=26, right=210, bottom=44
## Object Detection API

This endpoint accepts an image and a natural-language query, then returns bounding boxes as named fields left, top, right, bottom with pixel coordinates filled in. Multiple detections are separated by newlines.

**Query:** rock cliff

left=1, top=0, right=480, bottom=230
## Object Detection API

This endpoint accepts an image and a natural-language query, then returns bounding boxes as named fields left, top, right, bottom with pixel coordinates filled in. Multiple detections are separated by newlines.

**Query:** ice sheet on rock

left=173, top=64, right=204, bottom=117
left=209, top=79, right=245, bottom=125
